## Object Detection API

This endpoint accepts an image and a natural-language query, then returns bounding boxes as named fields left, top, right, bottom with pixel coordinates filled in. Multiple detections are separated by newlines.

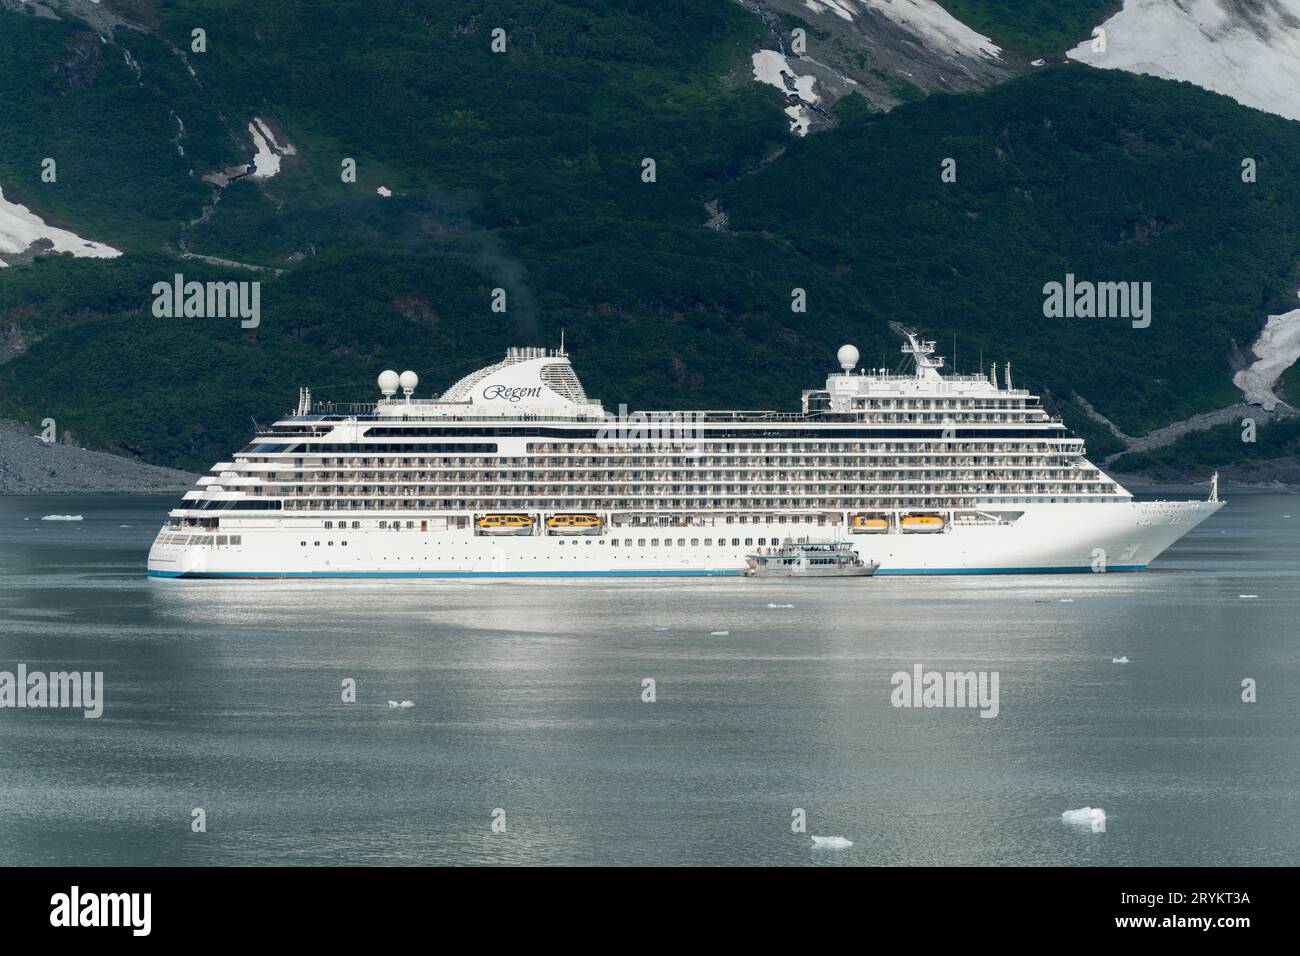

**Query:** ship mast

left=890, top=322, right=945, bottom=381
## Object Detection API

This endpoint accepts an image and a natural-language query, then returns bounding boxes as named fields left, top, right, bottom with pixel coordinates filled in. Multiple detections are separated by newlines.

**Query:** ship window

left=638, top=539, right=646, bottom=547
left=352, top=521, right=360, bottom=529
left=300, top=541, right=307, bottom=547
left=314, top=541, right=320, bottom=546
left=379, top=521, right=388, bottom=529
left=745, top=538, right=753, bottom=546
left=732, top=538, right=740, bottom=546
left=217, top=536, right=228, bottom=545
left=342, top=542, right=347, bottom=547
left=325, top=521, right=333, bottom=529
left=626, top=539, right=633, bottom=546
left=651, top=539, right=660, bottom=546
left=611, top=539, right=619, bottom=547
left=705, top=539, right=712, bottom=546
left=230, top=536, right=241, bottom=545
left=328, top=541, right=334, bottom=547
left=691, top=539, right=698, bottom=546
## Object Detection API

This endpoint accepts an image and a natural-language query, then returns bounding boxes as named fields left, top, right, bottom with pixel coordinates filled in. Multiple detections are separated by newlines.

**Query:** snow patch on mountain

left=247, top=118, right=296, bottom=180
left=752, top=50, right=821, bottom=135
left=1067, top=0, right=1300, bottom=122
left=0, top=185, right=121, bottom=267
left=1234, top=306, right=1300, bottom=409
left=802, top=0, right=1001, bottom=59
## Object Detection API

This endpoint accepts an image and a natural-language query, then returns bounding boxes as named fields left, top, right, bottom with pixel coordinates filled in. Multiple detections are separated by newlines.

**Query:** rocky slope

left=0, top=420, right=195, bottom=493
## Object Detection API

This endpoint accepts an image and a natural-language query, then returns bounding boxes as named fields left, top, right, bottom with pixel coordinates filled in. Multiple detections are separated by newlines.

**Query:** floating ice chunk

left=1059, top=598, right=1074, bottom=603
left=387, top=700, right=414, bottom=709
left=41, top=514, right=83, bottom=521
left=1061, top=807, right=1106, bottom=828
left=810, top=835, right=853, bottom=849
left=710, top=630, right=730, bottom=636
left=766, top=603, right=794, bottom=608
left=1239, top=594, right=1259, bottom=599
left=1112, top=656, right=1130, bottom=664
left=1031, top=58, right=1046, bottom=66
left=377, top=186, right=392, bottom=197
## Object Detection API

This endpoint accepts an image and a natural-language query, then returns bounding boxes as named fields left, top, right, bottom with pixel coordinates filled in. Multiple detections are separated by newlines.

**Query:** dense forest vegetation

left=0, top=1, right=1297, bottom=475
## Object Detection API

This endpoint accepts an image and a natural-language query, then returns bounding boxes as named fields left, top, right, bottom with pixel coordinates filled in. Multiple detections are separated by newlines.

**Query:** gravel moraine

left=0, top=421, right=196, bottom=494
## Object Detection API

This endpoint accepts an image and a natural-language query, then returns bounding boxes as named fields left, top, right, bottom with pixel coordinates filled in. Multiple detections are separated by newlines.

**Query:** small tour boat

left=744, top=541, right=878, bottom=577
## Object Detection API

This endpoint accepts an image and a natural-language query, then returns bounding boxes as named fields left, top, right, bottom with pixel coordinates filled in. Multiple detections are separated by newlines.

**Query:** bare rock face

left=740, top=0, right=1015, bottom=129
left=51, top=30, right=104, bottom=91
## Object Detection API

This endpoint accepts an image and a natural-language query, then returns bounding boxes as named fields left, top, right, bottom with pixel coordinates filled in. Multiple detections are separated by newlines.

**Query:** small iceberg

left=387, top=700, right=415, bottom=709
left=1239, top=594, right=1259, bottom=599
left=810, top=835, right=853, bottom=849
left=377, top=186, right=392, bottom=197
left=710, top=630, right=730, bottom=636
left=1061, top=807, right=1105, bottom=828
left=1059, top=598, right=1074, bottom=603
left=41, top=514, right=83, bottom=521
left=1112, top=656, right=1129, bottom=664
left=766, top=603, right=794, bottom=609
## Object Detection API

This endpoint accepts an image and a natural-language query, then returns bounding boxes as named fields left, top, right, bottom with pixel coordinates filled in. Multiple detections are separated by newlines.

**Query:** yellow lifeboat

left=900, top=513, right=946, bottom=533
left=476, top=514, right=534, bottom=536
left=545, top=513, right=603, bottom=536
left=849, top=514, right=890, bottom=534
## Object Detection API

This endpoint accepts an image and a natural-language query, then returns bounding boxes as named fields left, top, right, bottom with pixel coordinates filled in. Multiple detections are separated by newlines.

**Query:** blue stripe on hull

left=875, top=565, right=1146, bottom=575
left=149, top=565, right=1147, bottom=579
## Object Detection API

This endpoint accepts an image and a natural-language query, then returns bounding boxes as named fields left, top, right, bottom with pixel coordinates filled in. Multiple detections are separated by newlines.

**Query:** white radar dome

left=398, top=370, right=418, bottom=393
left=837, top=344, right=860, bottom=372
left=378, top=369, right=400, bottom=396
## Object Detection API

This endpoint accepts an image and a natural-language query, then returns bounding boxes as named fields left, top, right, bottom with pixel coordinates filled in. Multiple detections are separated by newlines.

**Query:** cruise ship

left=147, top=326, right=1223, bottom=578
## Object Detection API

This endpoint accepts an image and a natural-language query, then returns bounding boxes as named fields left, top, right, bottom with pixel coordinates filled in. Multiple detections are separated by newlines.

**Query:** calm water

left=0, top=492, right=1297, bottom=866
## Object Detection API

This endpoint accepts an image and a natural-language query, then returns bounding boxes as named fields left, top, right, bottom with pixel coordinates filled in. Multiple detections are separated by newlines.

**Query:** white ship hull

left=147, top=499, right=1223, bottom=578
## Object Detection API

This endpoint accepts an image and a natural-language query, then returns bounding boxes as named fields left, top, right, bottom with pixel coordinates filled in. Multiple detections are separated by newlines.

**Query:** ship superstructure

left=147, top=329, right=1222, bottom=577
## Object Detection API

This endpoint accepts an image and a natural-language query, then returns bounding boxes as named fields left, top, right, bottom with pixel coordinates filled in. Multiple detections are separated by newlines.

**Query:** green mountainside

left=1, top=0, right=1297, bottom=475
